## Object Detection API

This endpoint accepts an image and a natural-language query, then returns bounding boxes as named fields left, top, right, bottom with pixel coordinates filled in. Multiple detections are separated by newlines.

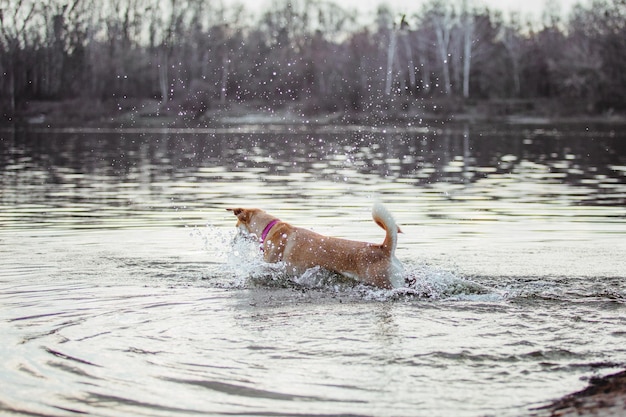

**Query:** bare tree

left=384, top=14, right=416, bottom=96
left=384, top=22, right=397, bottom=96
left=0, top=0, right=37, bottom=113
left=400, top=17, right=417, bottom=94
left=413, top=26, right=432, bottom=95
left=423, top=0, right=456, bottom=96
left=461, top=0, right=474, bottom=98
left=499, top=12, right=524, bottom=97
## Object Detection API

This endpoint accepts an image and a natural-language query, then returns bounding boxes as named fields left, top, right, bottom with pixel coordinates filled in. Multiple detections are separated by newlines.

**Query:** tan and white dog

left=226, top=203, right=404, bottom=288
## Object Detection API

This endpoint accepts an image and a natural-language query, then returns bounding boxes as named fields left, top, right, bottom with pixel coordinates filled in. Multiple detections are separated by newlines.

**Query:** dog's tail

left=372, top=202, right=401, bottom=255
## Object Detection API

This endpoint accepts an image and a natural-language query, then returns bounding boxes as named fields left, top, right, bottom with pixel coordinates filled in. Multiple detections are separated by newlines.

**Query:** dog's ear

left=226, top=208, right=244, bottom=216
left=226, top=208, right=251, bottom=223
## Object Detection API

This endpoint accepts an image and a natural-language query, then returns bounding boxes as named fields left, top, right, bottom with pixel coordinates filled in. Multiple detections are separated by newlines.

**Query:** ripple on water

left=1, top=125, right=626, bottom=417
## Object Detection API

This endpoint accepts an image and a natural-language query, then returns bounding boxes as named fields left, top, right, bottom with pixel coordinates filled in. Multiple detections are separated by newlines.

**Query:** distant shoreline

left=5, top=98, right=626, bottom=129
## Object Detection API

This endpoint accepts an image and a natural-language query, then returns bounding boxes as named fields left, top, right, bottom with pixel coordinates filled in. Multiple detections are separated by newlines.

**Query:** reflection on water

left=1, top=124, right=625, bottom=229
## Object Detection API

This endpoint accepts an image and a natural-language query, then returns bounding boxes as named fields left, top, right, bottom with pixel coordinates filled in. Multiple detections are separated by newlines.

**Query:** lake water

left=1, top=122, right=625, bottom=417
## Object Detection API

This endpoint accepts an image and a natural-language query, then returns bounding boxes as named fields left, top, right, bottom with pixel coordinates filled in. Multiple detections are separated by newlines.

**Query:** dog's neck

left=260, top=219, right=280, bottom=244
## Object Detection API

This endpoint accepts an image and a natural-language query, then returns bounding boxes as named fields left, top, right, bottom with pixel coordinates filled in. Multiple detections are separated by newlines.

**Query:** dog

left=226, top=203, right=404, bottom=288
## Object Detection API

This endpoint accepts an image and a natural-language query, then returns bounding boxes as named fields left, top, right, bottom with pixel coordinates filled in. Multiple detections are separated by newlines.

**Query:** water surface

left=1, top=123, right=625, bottom=416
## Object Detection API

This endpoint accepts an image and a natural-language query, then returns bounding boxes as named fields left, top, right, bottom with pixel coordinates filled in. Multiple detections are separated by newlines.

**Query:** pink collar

left=260, top=219, right=280, bottom=245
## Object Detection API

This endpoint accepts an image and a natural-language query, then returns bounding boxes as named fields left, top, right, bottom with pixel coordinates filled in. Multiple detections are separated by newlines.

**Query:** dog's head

left=226, top=208, right=253, bottom=230
left=226, top=208, right=275, bottom=238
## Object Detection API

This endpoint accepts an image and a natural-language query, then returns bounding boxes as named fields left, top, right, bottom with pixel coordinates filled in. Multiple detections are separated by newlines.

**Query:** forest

left=1, top=0, right=625, bottom=124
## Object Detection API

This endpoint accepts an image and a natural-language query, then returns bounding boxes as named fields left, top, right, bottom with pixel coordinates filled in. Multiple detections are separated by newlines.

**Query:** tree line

left=1, top=0, right=625, bottom=121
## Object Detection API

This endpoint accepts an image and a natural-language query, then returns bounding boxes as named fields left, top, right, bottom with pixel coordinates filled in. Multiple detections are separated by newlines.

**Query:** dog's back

left=275, top=203, right=403, bottom=288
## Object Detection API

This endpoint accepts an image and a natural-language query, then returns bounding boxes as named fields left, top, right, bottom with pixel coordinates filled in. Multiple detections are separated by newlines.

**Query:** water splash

left=401, top=263, right=496, bottom=301
left=194, top=224, right=498, bottom=301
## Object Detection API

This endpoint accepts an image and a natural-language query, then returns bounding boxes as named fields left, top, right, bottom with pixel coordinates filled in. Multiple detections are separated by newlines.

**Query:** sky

left=245, top=0, right=581, bottom=20
left=347, top=0, right=577, bottom=14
